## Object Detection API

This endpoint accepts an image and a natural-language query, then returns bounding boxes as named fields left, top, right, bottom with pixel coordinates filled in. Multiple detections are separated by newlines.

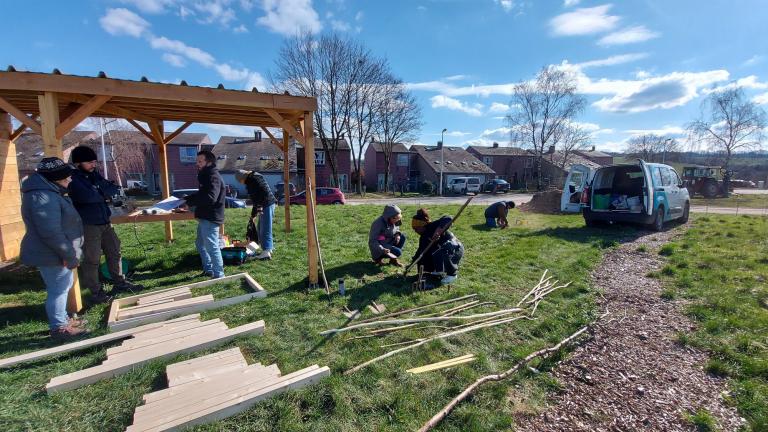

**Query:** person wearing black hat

left=484, top=200, right=515, bottom=228
left=235, top=169, right=276, bottom=260
left=20, top=157, right=88, bottom=339
left=410, top=208, right=464, bottom=287
left=69, top=145, right=142, bottom=303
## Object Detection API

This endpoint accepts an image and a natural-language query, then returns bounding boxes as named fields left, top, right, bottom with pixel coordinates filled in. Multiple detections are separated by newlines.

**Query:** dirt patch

left=519, top=190, right=563, bottom=214
left=515, top=227, right=745, bottom=431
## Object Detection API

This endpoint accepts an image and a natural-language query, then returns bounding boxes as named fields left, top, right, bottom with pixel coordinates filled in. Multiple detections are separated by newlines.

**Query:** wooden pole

left=149, top=121, right=173, bottom=242
left=38, top=92, right=82, bottom=314
left=301, top=113, right=318, bottom=285
left=282, top=131, right=291, bottom=233
left=0, top=113, right=24, bottom=261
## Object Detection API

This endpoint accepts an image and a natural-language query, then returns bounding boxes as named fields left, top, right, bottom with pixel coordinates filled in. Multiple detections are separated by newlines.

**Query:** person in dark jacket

left=410, top=208, right=464, bottom=287
left=235, top=170, right=276, bottom=260
left=69, top=146, right=142, bottom=303
left=182, top=150, right=226, bottom=279
left=368, top=204, right=406, bottom=267
left=484, top=201, right=515, bottom=228
left=20, top=157, right=87, bottom=339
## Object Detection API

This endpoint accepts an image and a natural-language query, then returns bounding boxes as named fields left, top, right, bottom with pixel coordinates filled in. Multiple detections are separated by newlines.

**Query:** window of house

left=524, top=158, right=533, bottom=168
left=179, top=147, right=197, bottom=163
left=483, top=156, right=493, bottom=166
left=397, top=153, right=408, bottom=167
left=314, top=151, right=325, bottom=165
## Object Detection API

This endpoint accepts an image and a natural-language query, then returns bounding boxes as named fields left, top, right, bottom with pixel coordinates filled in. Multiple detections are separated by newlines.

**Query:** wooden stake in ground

left=417, top=326, right=590, bottom=432
left=306, top=179, right=331, bottom=298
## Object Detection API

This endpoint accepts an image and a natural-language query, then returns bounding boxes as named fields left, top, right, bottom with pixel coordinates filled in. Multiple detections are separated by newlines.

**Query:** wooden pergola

left=0, top=70, right=320, bottom=313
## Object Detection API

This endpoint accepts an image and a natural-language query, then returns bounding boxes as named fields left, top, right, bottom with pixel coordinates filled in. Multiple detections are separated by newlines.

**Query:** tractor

left=681, top=165, right=733, bottom=198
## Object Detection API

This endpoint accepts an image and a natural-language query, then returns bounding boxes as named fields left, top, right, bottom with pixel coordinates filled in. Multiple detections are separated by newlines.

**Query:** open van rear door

left=561, top=164, right=593, bottom=213
left=639, top=160, right=654, bottom=216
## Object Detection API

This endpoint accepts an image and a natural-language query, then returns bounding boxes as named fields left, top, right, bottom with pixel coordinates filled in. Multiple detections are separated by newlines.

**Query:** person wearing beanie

left=69, top=145, right=142, bottom=303
left=368, top=204, right=406, bottom=267
left=235, top=170, right=276, bottom=260
left=484, top=200, right=515, bottom=228
left=410, top=208, right=464, bottom=287
left=181, top=150, right=226, bottom=279
left=20, top=157, right=88, bottom=339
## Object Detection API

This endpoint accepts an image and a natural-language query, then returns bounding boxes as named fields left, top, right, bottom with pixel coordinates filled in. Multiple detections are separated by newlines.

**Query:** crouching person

left=368, top=204, right=406, bottom=267
left=484, top=200, right=515, bottom=228
left=410, top=208, right=464, bottom=287
left=20, top=158, right=87, bottom=339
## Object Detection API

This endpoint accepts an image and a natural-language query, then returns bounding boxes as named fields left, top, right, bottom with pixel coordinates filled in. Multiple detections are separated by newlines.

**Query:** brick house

left=574, top=147, right=614, bottom=166
left=410, top=144, right=495, bottom=191
left=539, top=150, right=603, bottom=188
left=14, top=130, right=98, bottom=179
left=212, top=133, right=298, bottom=197
left=467, top=142, right=534, bottom=188
left=296, top=137, right=352, bottom=191
left=363, top=141, right=413, bottom=191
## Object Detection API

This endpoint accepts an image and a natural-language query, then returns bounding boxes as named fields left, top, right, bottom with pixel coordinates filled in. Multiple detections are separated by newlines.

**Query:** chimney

left=492, top=142, right=499, bottom=148
left=548, top=145, right=556, bottom=154
left=255, top=130, right=262, bottom=141
left=437, top=140, right=443, bottom=149
left=591, top=145, right=595, bottom=151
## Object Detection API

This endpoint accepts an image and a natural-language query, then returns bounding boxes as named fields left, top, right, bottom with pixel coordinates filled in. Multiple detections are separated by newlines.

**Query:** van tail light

left=581, top=186, right=591, bottom=206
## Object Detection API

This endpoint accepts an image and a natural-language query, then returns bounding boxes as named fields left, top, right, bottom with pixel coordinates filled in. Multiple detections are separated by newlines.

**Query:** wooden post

left=301, top=113, right=318, bottom=285
left=38, top=92, right=83, bottom=314
left=0, top=113, right=24, bottom=261
left=149, top=121, right=173, bottom=242
left=282, top=131, right=291, bottom=233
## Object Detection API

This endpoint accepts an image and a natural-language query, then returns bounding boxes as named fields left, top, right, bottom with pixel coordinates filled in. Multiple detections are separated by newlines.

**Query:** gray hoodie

left=368, top=204, right=402, bottom=260
left=20, top=173, right=84, bottom=267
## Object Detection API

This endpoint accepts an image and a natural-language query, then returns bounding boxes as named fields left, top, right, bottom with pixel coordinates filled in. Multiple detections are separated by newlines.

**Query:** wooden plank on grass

left=0, top=315, right=199, bottom=369
left=167, top=357, right=248, bottom=388
left=165, top=347, right=242, bottom=377
left=106, top=321, right=228, bottom=357
left=45, top=321, right=265, bottom=394
left=118, top=295, right=215, bottom=320
left=136, top=288, right=192, bottom=306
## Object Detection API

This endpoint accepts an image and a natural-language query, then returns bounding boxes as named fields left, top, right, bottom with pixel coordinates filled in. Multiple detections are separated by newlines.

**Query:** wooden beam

left=301, top=113, right=318, bottom=285
left=264, top=109, right=305, bottom=143
left=55, top=95, right=111, bottom=139
left=260, top=127, right=283, bottom=151
left=149, top=121, right=173, bottom=242
left=9, top=123, right=26, bottom=141
left=282, top=131, right=291, bottom=233
left=0, top=96, right=41, bottom=135
left=60, top=93, right=156, bottom=123
left=164, top=121, right=193, bottom=145
left=125, top=119, right=155, bottom=142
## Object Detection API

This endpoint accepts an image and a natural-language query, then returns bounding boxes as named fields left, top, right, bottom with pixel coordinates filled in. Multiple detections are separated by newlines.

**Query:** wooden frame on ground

left=107, top=273, right=266, bottom=332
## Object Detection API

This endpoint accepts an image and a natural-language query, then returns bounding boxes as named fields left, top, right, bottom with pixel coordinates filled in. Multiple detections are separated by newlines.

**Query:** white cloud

left=430, top=95, right=484, bottom=116
left=753, top=92, right=768, bottom=105
left=120, top=0, right=175, bottom=14
left=331, top=20, right=351, bottom=31
left=162, top=53, right=186, bottom=67
left=355, top=11, right=364, bottom=21
left=488, top=102, right=510, bottom=114
left=240, top=0, right=256, bottom=11
left=233, top=24, right=249, bottom=33
left=445, top=75, right=468, bottom=81
left=444, top=131, right=472, bottom=137
left=417, top=5, right=426, bottom=11
left=702, top=75, right=768, bottom=94
left=598, top=25, right=659, bottom=46
left=195, top=1, right=236, bottom=26
left=494, top=0, right=514, bottom=12
left=150, top=36, right=216, bottom=66
left=179, top=5, right=194, bottom=19
left=624, top=125, right=686, bottom=137
left=480, top=127, right=513, bottom=141
left=245, top=72, right=267, bottom=91
left=563, top=0, right=580, bottom=6
left=100, top=8, right=150, bottom=37
left=549, top=5, right=619, bottom=36
left=743, top=55, right=765, bottom=67
left=575, top=52, right=648, bottom=69
left=573, top=121, right=613, bottom=135
left=257, top=0, right=322, bottom=35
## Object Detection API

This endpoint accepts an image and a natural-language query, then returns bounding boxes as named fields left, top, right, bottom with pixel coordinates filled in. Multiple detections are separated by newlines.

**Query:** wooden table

left=111, top=211, right=195, bottom=225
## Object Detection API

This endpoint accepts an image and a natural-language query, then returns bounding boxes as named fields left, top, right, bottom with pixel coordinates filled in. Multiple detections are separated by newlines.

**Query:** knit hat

left=234, top=170, right=252, bottom=184
left=71, top=146, right=98, bottom=163
left=36, top=157, right=74, bottom=181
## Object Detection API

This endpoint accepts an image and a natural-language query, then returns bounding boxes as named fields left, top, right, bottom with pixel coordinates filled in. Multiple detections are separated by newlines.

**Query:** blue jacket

left=20, top=174, right=84, bottom=267
left=68, top=168, right=119, bottom=225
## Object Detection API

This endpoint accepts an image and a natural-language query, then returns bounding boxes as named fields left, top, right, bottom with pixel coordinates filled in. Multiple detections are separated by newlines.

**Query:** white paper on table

left=145, top=196, right=186, bottom=213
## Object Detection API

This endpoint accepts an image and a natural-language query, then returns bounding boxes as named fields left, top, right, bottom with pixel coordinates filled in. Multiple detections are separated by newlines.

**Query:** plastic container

left=593, top=194, right=610, bottom=210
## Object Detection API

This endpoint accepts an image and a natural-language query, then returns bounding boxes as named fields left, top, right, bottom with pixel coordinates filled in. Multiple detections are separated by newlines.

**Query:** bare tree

left=272, top=32, right=371, bottom=188
left=84, top=118, right=150, bottom=187
left=374, top=79, right=423, bottom=192
left=507, top=66, right=586, bottom=190
left=553, top=123, right=591, bottom=170
left=689, top=87, right=766, bottom=174
left=624, top=134, right=680, bottom=163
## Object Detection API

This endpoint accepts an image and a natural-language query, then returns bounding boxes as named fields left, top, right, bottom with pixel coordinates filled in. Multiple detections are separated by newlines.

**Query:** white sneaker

left=255, top=250, right=272, bottom=260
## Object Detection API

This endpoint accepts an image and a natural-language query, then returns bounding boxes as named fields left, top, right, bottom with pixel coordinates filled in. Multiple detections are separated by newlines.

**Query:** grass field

left=691, top=193, right=768, bottom=210
left=658, top=215, right=768, bottom=431
left=0, top=205, right=640, bottom=431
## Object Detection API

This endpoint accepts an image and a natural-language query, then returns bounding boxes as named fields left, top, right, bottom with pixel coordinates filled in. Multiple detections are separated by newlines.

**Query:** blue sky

left=3, top=0, right=767, bottom=152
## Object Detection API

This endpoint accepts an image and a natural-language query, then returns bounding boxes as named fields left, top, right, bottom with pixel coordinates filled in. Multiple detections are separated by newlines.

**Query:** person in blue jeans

left=235, top=170, right=276, bottom=260
left=484, top=201, right=515, bottom=228
left=182, top=150, right=226, bottom=279
left=368, top=204, right=406, bottom=267
left=19, top=157, right=87, bottom=339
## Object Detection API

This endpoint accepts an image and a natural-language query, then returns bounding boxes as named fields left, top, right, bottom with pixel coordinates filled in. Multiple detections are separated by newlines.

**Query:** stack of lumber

left=108, top=273, right=267, bottom=331
left=45, top=315, right=265, bottom=394
left=126, top=348, right=330, bottom=431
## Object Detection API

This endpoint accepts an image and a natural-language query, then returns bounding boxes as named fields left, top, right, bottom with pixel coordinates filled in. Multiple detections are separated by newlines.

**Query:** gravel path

left=516, top=226, right=745, bottom=431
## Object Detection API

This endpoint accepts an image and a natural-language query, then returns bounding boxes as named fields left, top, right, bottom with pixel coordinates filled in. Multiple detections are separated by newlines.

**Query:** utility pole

left=439, top=128, right=447, bottom=195
left=98, top=118, right=109, bottom=179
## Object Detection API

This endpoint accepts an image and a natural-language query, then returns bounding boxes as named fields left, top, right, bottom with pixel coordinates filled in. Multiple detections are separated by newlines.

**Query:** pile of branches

left=320, top=270, right=570, bottom=375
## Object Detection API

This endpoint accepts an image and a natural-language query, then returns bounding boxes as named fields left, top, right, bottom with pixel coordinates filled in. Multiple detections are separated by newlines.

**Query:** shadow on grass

left=0, top=303, right=48, bottom=327
left=519, top=224, right=644, bottom=246
left=470, top=223, right=495, bottom=232
left=0, top=263, right=44, bottom=295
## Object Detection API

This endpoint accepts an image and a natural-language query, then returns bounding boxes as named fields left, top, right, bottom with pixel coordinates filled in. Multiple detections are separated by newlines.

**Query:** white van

left=448, top=177, right=481, bottom=194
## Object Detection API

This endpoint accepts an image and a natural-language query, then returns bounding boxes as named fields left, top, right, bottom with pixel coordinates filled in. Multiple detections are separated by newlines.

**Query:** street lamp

left=439, top=128, right=447, bottom=195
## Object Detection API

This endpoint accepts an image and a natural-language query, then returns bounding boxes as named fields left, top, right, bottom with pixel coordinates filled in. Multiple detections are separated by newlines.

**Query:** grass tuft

left=685, top=408, right=718, bottom=432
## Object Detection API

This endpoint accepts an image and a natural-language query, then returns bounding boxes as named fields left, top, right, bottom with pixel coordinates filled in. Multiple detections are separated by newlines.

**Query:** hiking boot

left=50, top=324, right=89, bottom=340
left=389, top=258, right=404, bottom=268
left=373, top=258, right=385, bottom=266
left=196, top=271, right=214, bottom=278
left=112, top=280, right=145, bottom=294
left=255, top=251, right=272, bottom=261
left=90, top=290, right=111, bottom=305
left=68, top=316, right=88, bottom=328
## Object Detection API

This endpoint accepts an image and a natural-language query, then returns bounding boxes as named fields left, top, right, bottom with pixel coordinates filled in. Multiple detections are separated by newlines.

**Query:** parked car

left=126, top=180, right=147, bottom=190
left=288, top=187, right=346, bottom=205
left=482, top=179, right=510, bottom=194
left=274, top=182, right=297, bottom=205
left=171, top=189, right=247, bottom=209
left=448, top=177, right=482, bottom=194
left=575, top=160, right=690, bottom=231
